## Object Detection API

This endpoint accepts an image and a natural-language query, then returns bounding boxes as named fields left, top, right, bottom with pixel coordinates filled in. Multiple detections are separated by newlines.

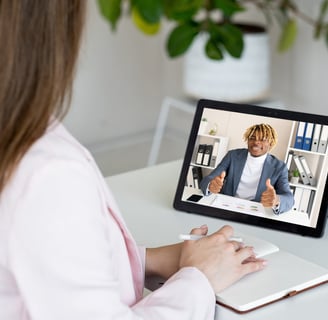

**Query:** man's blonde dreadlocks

left=243, top=124, right=278, bottom=149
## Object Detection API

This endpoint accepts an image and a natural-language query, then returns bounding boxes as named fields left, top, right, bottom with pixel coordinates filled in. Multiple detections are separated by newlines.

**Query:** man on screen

left=200, top=124, right=294, bottom=214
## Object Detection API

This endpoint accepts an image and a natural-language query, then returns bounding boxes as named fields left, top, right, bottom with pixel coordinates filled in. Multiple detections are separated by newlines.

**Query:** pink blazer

left=0, top=122, right=215, bottom=320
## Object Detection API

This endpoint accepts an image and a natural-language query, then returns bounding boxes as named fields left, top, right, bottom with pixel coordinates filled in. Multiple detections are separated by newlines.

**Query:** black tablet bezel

left=173, top=99, right=328, bottom=237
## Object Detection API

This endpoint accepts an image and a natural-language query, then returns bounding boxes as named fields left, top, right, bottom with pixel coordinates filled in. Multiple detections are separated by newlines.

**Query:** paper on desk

left=211, top=194, right=266, bottom=216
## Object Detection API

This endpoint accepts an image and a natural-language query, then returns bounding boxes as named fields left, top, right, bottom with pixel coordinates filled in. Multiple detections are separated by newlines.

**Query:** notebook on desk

left=215, top=233, right=328, bottom=313
left=173, top=99, right=328, bottom=312
left=144, top=231, right=328, bottom=314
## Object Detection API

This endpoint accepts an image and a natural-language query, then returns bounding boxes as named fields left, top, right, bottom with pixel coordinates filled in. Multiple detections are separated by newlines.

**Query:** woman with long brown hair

left=0, top=1, right=265, bottom=319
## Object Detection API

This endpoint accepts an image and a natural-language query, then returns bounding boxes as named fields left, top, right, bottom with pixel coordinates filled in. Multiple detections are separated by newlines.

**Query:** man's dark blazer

left=200, top=148, right=294, bottom=214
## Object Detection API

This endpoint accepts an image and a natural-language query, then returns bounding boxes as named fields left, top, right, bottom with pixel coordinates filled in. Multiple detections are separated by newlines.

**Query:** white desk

left=106, top=160, right=328, bottom=320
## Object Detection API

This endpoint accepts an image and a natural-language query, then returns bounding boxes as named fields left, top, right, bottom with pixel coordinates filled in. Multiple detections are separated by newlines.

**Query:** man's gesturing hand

left=261, top=178, right=279, bottom=207
left=209, top=171, right=226, bottom=194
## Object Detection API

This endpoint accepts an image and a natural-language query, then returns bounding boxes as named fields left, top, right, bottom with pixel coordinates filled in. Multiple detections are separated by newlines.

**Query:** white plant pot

left=290, top=176, right=300, bottom=184
left=183, top=27, right=270, bottom=102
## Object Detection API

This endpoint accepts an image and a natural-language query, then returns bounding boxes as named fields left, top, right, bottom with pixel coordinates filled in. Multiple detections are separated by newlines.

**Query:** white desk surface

left=106, top=160, right=328, bottom=320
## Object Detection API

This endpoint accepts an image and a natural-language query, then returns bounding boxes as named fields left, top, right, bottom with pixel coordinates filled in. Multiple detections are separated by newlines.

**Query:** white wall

left=269, top=0, right=328, bottom=113
left=64, top=0, right=328, bottom=155
left=200, top=108, right=293, bottom=160
left=64, top=1, right=165, bottom=149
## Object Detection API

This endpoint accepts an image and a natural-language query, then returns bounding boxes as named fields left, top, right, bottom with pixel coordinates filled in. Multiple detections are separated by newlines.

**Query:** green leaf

left=223, top=24, right=243, bottom=57
left=212, top=24, right=244, bottom=58
left=213, top=0, right=245, bottom=18
left=318, top=0, right=328, bottom=20
left=132, top=7, right=161, bottom=35
left=314, top=0, right=328, bottom=38
left=325, top=28, right=328, bottom=47
left=205, top=38, right=224, bottom=60
left=97, top=0, right=122, bottom=31
left=278, top=18, right=297, bottom=52
left=134, top=0, right=162, bottom=24
left=166, top=23, right=199, bottom=58
left=163, top=0, right=203, bottom=21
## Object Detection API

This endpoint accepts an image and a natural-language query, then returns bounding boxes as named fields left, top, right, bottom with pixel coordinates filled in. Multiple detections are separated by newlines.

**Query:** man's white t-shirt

left=235, top=153, right=267, bottom=200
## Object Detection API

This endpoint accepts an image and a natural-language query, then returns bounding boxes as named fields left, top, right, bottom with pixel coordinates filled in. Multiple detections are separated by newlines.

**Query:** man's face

left=247, top=135, right=271, bottom=157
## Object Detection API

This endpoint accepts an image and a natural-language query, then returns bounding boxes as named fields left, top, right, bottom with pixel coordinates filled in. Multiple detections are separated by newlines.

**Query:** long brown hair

left=0, top=0, right=86, bottom=192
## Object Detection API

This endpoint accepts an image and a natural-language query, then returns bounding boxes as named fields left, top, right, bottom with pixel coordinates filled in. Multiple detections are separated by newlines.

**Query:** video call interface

left=181, top=107, right=328, bottom=229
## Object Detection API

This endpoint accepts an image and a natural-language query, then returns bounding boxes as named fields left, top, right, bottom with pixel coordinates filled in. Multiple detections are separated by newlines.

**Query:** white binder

left=210, top=141, right=220, bottom=167
left=311, top=124, right=322, bottom=152
left=192, top=167, right=200, bottom=189
left=292, top=187, right=303, bottom=212
left=293, top=155, right=310, bottom=185
left=285, top=150, right=294, bottom=171
left=307, top=190, right=316, bottom=215
left=299, top=188, right=312, bottom=214
left=186, top=166, right=194, bottom=188
left=195, top=144, right=205, bottom=164
left=299, top=155, right=316, bottom=186
left=202, top=144, right=213, bottom=166
left=318, top=125, right=328, bottom=153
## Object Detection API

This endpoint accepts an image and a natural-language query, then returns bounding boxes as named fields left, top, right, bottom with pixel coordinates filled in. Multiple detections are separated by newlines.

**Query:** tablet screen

left=173, top=99, right=328, bottom=237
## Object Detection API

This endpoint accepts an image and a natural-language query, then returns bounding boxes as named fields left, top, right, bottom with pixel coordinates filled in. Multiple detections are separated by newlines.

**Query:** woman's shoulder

left=27, top=122, right=91, bottom=166
left=11, top=122, right=93, bottom=191
left=1, top=122, right=96, bottom=218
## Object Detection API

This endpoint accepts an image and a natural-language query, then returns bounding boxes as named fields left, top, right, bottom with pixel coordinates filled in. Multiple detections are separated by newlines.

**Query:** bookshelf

left=192, top=134, right=229, bottom=168
left=285, top=121, right=328, bottom=221
left=186, top=134, right=229, bottom=190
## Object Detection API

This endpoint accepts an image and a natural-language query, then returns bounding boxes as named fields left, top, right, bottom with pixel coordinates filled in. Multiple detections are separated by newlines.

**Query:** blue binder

left=294, top=122, right=306, bottom=149
left=302, top=122, right=314, bottom=151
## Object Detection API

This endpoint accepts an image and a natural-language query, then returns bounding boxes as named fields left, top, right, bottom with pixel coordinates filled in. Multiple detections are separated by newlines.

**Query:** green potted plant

left=97, top=1, right=328, bottom=101
left=97, top=0, right=328, bottom=59
left=290, top=168, right=300, bottom=184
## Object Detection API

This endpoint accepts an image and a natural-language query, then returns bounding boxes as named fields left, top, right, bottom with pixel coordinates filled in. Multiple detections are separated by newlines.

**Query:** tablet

left=173, top=99, right=328, bottom=237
